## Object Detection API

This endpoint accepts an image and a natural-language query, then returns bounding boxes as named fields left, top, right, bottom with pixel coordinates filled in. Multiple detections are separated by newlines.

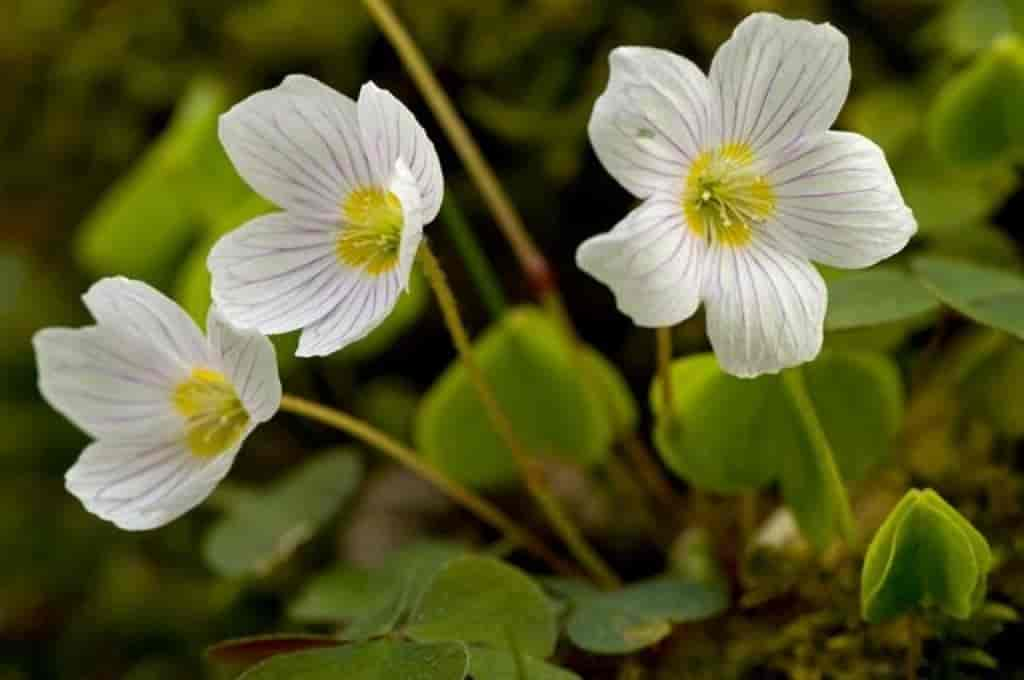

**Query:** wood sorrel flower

left=208, top=75, right=443, bottom=357
left=34, top=278, right=281, bottom=530
left=577, top=13, right=916, bottom=377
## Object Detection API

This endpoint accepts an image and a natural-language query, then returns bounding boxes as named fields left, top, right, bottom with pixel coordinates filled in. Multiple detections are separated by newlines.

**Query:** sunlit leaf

left=913, top=255, right=1024, bottom=339
left=825, top=267, right=940, bottom=332
left=238, top=640, right=468, bottom=680
left=203, top=450, right=363, bottom=577
left=407, top=556, right=558, bottom=659
left=862, top=489, right=992, bottom=623
left=416, top=307, right=635, bottom=489
left=561, top=578, right=728, bottom=655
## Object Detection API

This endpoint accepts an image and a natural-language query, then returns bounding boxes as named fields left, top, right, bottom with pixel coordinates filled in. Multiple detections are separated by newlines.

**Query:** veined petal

left=709, top=13, right=849, bottom=158
left=589, top=47, right=714, bottom=198
left=576, top=196, right=707, bottom=327
left=295, top=269, right=404, bottom=357
left=764, top=131, right=916, bottom=268
left=702, top=236, right=826, bottom=377
left=208, top=212, right=351, bottom=335
left=219, top=75, right=373, bottom=221
left=83, top=277, right=210, bottom=369
left=66, top=438, right=239, bottom=530
left=357, top=81, right=444, bottom=222
left=34, top=327, right=184, bottom=440
left=390, top=159, right=426, bottom=287
left=207, top=306, right=282, bottom=424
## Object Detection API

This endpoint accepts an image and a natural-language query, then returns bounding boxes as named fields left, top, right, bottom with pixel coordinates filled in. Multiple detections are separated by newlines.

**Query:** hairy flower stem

left=656, top=327, right=676, bottom=417
left=781, top=366, right=857, bottom=544
left=419, top=242, right=621, bottom=588
left=278, top=394, right=575, bottom=577
left=361, top=0, right=555, bottom=301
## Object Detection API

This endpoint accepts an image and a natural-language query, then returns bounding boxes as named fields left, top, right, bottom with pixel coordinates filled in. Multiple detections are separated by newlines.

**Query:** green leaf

left=407, top=556, right=558, bottom=659
left=289, top=541, right=465, bottom=625
left=825, top=267, right=940, bottom=332
left=239, top=640, right=469, bottom=680
left=203, top=450, right=363, bottom=577
left=206, top=635, right=343, bottom=669
left=929, top=36, right=1024, bottom=166
left=415, top=306, right=635, bottom=489
left=962, top=342, right=1024, bottom=437
left=652, top=352, right=903, bottom=548
left=75, top=77, right=245, bottom=285
left=563, top=578, right=729, bottom=655
left=467, top=648, right=581, bottom=680
left=862, top=489, right=993, bottom=623
left=913, top=255, right=1024, bottom=339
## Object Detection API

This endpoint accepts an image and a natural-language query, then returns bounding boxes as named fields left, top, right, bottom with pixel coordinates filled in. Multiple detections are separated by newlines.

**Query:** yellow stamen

left=337, top=187, right=404, bottom=275
left=683, top=142, right=775, bottom=247
left=172, top=367, right=249, bottom=458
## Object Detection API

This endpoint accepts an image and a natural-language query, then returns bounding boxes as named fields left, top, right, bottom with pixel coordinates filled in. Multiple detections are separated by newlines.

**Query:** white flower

left=577, top=13, right=916, bottom=377
left=209, top=75, right=443, bottom=357
left=33, top=278, right=281, bottom=530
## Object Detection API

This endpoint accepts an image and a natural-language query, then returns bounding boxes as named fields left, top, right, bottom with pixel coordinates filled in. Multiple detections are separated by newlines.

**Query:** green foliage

left=238, top=640, right=469, bottom=680
left=467, top=648, right=581, bottom=680
left=416, top=306, right=636, bottom=489
left=913, top=255, right=1024, bottom=339
left=824, top=266, right=940, bottom=332
left=407, top=556, right=558, bottom=659
left=929, top=35, right=1024, bottom=166
left=203, top=450, right=363, bottom=577
left=862, top=489, right=993, bottom=623
left=550, top=577, right=728, bottom=655
left=652, top=351, right=903, bottom=548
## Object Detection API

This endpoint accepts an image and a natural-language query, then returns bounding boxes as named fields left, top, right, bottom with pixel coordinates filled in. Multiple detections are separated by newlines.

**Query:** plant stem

left=419, top=242, right=620, bottom=588
left=781, top=366, right=857, bottom=544
left=622, top=433, right=681, bottom=513
left=361, top=0, right=556, bottom=300
left=439, top=195, right=506, bottom=320
left=906, top=615, right=921, bottom=680
left=656, top=327, right=676, bottom=417
left=278, top=394, right=574, bottom=577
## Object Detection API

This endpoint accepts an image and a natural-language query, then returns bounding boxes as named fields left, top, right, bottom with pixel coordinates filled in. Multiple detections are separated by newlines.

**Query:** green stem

left=419, top=242, right=621, bottom=589
left=439, top=195, right=506, bottom=320
left=781, top=366, right=857, bottom=544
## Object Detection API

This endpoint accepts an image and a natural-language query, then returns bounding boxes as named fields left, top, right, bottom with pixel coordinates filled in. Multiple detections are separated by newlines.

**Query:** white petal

left=83, top=277, right=209, bottom=368
left=576, top=196, right=707, bottom=327
left=219, top=74, right=373, bottom=221
left=208, top=212, right=352, bottom=335
left=207, top=306, right=282, bottom=424
left=66, top=438, right=239, bottom=530
left=764, top=131, right=916, bottom=268
left=709, top=13, right=850, bottom=158
left=34, top=327, right=184, bottom=440
left=296, top=269, right=406, bottom=357
left=357, top=81, right=444, bottom=222
left=390, top=159, right=427, bottom=287
left=589, top=47, right=714, bottom=199
left=702, top=237, right=825, bottom=378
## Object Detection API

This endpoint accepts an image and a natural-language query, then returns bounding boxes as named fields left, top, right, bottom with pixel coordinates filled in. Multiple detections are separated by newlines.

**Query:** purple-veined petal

left=206, top=305, right=282, bottom=424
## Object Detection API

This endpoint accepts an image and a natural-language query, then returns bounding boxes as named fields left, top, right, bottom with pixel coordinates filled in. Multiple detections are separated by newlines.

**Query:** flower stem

left=439, top=195, right=506, bottom=320
left=781, top=366, right=857, bottom=544
left=361, top=0, right=556, bottom=300
left=906, top=615, right=921, bottom=680
left=656, top=327, right=676, bottom=417
left=419, top=242, right=620, bottom=588
left=278, top=394, right=575, bottom=577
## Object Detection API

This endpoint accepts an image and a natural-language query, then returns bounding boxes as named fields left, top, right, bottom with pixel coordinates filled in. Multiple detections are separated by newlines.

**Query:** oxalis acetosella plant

left=32, top=3, right=1020, bottom=679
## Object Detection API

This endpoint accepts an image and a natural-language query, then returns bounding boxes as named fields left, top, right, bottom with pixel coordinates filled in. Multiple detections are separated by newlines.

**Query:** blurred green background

left=3, top=0, right=1024, bottom=678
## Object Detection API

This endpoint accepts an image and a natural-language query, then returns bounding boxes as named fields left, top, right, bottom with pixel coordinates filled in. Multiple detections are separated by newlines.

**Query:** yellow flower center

left=683, top=142, right=776, bottom=247
left=172, top=367, right=249, bottom=458
left=337, top=187, right=404, bottom=275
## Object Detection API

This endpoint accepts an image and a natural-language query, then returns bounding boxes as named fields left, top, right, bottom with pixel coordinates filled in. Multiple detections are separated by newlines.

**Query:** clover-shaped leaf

left=238, top=640, right=468, bottom=680
left=862, top=489, right=992, bottom=624
left=913, top=255, right=1024, bottom=340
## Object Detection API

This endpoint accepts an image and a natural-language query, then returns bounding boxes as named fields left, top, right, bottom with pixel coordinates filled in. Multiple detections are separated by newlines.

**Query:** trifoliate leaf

left=238, top=640, right=469, bottom=680
left=913, top=255, right=1024, bottom=339
left=467, top=648, right=581, bottom=680
left=825, top=267, right=940, bottom=332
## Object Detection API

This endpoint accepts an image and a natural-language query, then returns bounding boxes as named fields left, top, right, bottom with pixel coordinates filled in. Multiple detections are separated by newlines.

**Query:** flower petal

left=66, top=438, right=238, bottom=530
left=208, top=212, right=352, bottom=335
left=357, top=81, right=444, bottom=222
left=589, top=47, right=714, bottom=198
left=83, top=277, right=210, bottom=368
left=576, top=196, right=707, bottom=327
left=709, top=13, right=849, bottom=158
left=34, top=327, right=184, bottom=440
left=764, top=131, right=916, bottom=268
left=207, top=305, right=282, bottom=424
left=390, top=159, right=427, bottom=288
left=702, top=237, right=826, bottom=378
left=219, top=74, right=373, bottom=221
